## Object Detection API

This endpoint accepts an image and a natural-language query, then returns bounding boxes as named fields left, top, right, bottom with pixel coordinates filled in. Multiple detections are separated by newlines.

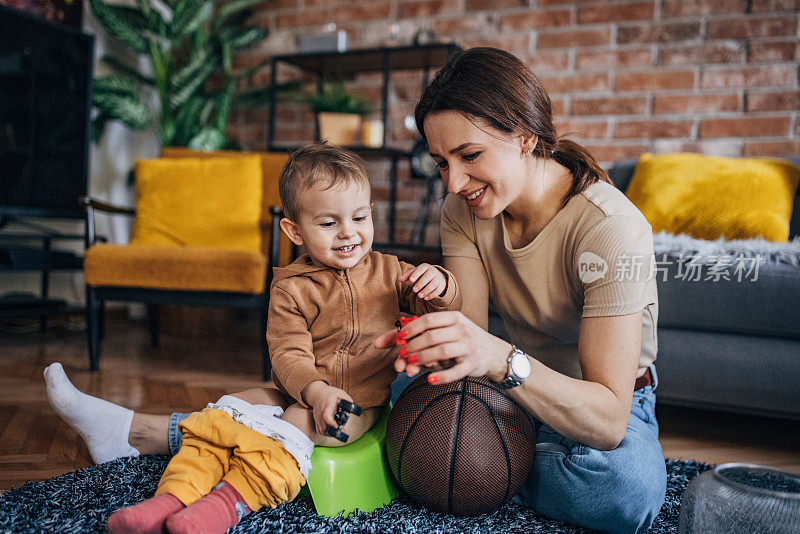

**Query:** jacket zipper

left=341, top=269, right=356, bottom=392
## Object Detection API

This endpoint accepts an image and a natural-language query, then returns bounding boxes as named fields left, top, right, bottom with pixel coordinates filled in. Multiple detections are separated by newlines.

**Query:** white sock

left=43, top=362, right=140, bottom=464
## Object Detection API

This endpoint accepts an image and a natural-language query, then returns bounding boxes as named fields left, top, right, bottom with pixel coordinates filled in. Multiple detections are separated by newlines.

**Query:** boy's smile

left=281, top=180, right=374, bottom=270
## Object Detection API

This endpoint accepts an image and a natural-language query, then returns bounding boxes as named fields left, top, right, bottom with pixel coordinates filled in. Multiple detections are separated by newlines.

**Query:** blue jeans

left=168, top=369, right=666, bottom=532
left=515, top=365, right=667, bottom=533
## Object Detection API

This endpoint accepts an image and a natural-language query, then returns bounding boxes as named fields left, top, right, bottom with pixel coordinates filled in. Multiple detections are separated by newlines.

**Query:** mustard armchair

left=82, top=149, right=291, bottom=379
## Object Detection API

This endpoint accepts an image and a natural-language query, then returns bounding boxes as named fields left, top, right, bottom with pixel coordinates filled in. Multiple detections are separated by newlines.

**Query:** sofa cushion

left=625, top=153, right=800, bottom=242
left=652, top=233, right=800, bottom=338
left=84, top=244, right=267, bottom=294
left=131, top=155, right=264, bottom=252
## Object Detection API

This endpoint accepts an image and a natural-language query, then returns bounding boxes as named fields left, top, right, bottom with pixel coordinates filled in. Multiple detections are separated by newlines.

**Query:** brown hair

left=415, top=47, right=611, bottom=205
left=278, top=142, right=370, bottom=220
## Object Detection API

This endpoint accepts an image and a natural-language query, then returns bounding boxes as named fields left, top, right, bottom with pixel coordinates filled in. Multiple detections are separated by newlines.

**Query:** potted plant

left=306, top=81, right=372, bottom=146
left=88, top=0, right=297, bottom=152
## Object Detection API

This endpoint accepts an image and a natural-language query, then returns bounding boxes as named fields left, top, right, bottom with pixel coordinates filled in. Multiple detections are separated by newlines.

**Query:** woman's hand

left=374, top=311, right=511, bottom=384
left=398, top=263, right=447, bottom=300
left=301, top=381, right=355, bottom=435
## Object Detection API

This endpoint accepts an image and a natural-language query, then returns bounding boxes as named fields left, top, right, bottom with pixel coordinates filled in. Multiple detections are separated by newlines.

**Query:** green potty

left=298, top=404, right=397, bottom=517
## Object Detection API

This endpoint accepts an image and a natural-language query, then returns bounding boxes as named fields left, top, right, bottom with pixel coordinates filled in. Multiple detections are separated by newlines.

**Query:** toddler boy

left=106, top=142, right=462, bottom=534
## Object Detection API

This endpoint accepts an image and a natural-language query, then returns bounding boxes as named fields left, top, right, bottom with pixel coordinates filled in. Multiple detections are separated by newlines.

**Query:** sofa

left=607, top=155, right=800, bottom=419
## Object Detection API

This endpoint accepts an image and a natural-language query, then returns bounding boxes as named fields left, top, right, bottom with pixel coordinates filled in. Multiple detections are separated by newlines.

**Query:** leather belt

left=634, top=367, right=653, bottom=390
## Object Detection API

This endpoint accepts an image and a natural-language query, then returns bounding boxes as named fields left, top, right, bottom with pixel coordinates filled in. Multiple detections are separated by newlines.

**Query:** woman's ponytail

left=550, top=138, right=612, bottom=206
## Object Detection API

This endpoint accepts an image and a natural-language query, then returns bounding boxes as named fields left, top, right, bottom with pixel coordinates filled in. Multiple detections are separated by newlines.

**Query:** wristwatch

left=496, top=345, right=531, bottom=389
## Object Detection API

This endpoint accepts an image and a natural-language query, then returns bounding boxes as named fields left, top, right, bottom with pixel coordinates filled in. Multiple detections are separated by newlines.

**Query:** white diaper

left=209, top=395, right=314, bottom=478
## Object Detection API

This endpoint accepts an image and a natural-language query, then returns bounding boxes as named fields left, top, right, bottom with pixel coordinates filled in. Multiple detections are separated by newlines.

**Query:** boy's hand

left=302, top=381, right=355, bottom=436
left=399, top=263, right=447, bottom=300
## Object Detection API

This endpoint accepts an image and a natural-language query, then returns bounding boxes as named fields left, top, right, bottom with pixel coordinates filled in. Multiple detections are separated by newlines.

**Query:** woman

left=373, top=47, right=666, bottom=533
left=46, top=47, right=664, bottom=533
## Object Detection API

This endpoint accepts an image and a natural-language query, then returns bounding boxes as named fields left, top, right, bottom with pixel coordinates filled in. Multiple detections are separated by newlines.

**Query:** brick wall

left=229, top=0, right=800, bottom=245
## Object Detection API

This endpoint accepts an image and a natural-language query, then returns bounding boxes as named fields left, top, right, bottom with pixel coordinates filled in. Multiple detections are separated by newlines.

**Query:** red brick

left=751, top=0, right=800, bottom=12
left=551, top=97, right=566, bottom=116
left=749, top=41, right=798, bottom=62
left=276, top=9, right=332, bottom=29
left=653, top=94, right=741, bottom=114
left=462, top=35, right=532, bottom=57
left=498, top=9, right=572, bottom=31
left=540, top=73, right=611, bottom=94
left=700, top=117, right=791, bottom=138
left=524, top=50, right=570, bottom=72
left=571, top=96, right=647, bottom=116
left=614, top=120, right=693, bottom=139
left=615, top=70, right=695, bottom=92
left=744, top=141, right=800, bottom=156
left=617, top=22, right=701, bottom=45
left=586, top=143, right=650, bottom=164
left=554, top=119, right=609, bottom=139
left=701, top=65, right=797, bottom=89
left=577, top=2, right=653, bottom=24
left=747, top=90, right=800, bottom=112
left=707, top=17, right=797, bottom=39
left=398, top=0, right=459, bottom=18
left=333, top=3, right=391, bottom=24
left=654, top=140, right=745, bottom=156
left=537, top=28, right=611, bottom=49
left=658, top=43, right=746, bottom=66
left=432, top=13, right=493, bottom=35
left=466, top=0, right=526, bottom=10
left=575, top=49, right=652, bottom=70
left=662, top=0, right=746, bottom=17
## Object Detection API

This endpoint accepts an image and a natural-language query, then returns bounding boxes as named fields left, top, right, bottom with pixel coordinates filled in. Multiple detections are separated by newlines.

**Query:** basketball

left=385, top=373, right=537, bottom=516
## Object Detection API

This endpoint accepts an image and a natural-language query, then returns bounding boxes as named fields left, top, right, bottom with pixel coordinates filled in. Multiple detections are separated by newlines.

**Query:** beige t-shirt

left=441, top=180, right=658, bottom=380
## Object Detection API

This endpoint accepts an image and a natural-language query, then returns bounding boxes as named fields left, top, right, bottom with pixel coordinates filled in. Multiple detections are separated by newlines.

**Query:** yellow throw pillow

left=131, top=155, right=263, bottom=252
left=625, top=153, right=800, bottom=242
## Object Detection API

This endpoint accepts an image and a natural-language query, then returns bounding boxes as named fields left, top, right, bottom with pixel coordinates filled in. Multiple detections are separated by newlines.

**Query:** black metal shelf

left=272, top=43, right=461, bottom=76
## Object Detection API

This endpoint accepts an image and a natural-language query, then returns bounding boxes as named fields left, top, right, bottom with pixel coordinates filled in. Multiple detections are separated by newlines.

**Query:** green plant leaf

left=100, top=55, right=155, bottom=86
left=93, top=75, right=141, bottom=98
left=170, top=60, right=216, bottom=108
left=174, top=95, right=207, bottom=145
left=92, top=92, right=150, bottom=130
left=171, top=47, right=212, bottom=90
left=188, top=128, right=227, bottom=151
left=199, top=99, right=215, bottom=127
left=214, top=0, right=264, bottom=29
left=171, top=0, right=214, bottom=39
left=221, top=39, right=233, bottom=75
left=306, top=81, right=372, bottom=115
left=231, top=27, right=269, bottom=51
left=88, top=0, right=148, bottom=54
left=215, top=80, right=234, bottom=132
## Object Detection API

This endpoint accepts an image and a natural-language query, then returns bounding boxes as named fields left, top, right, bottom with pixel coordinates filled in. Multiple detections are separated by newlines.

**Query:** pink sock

left=165, top=482, right=251, bottom=534
left=106, top=493, right=184, bottom=534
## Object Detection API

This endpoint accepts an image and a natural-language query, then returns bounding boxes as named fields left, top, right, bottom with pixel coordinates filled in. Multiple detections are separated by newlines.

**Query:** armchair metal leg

left=147, top=304, right=160, bottom=348
left=86, top=286, right=101, bottom=371
left=98, top=300, right=106, bottom=340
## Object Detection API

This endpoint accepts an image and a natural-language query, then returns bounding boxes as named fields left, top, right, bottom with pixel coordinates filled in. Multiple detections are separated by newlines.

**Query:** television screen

left=0, top=4, right=93, bottom=219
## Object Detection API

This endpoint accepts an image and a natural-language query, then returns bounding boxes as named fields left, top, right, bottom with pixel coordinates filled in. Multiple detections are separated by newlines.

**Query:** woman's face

left=424, top=110, right=531, bottom=220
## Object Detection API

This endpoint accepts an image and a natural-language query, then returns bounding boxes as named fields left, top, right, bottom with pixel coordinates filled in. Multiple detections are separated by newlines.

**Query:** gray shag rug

left=0, top=455, right=709, bottom=533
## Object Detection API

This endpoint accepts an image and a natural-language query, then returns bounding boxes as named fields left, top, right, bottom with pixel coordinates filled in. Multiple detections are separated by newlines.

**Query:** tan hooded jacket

left=267, top=251, right=462, bottom=409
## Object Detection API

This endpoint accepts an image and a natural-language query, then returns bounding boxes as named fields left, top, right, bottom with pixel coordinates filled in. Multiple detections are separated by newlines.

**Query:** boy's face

left=281, top=180, right=374, bottom=270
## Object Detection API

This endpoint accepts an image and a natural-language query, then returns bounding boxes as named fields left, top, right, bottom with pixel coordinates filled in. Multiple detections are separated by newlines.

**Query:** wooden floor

left=1, top=311, right=799, bottom=493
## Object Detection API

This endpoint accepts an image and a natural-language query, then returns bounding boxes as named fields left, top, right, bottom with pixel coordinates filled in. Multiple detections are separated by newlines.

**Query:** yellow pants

left=155, top=408, right=305, bottom=511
